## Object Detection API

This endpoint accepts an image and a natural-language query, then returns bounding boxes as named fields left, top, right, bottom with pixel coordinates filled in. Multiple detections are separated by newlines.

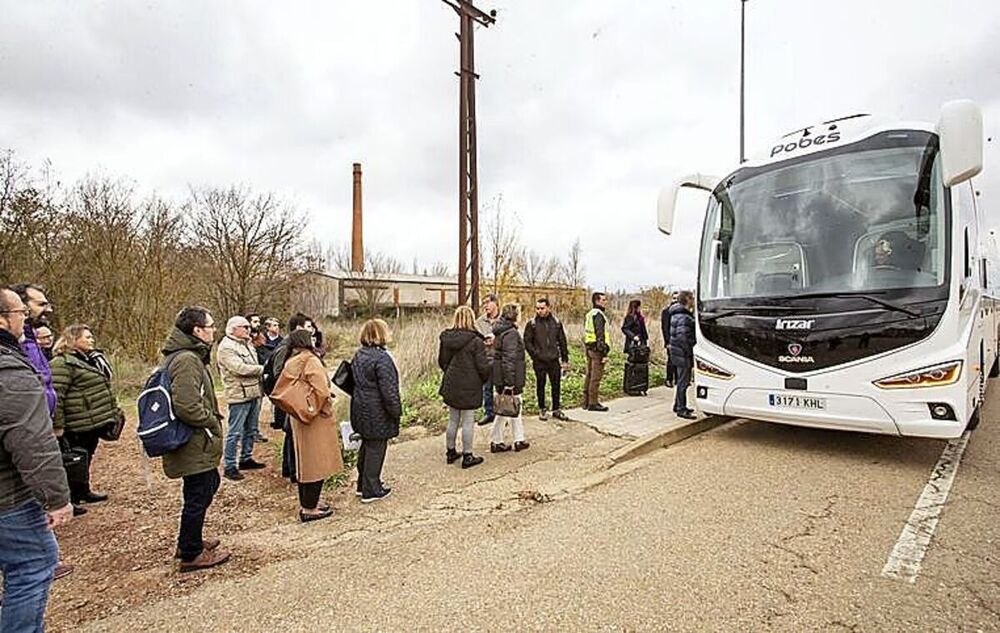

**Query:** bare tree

left=187, top=186, right=306, bottom=319
left=562, top=238, right=586, bottom=288
left=481, top=195, right=524, bottom=297
left=429, top=261, right=451, bottom=277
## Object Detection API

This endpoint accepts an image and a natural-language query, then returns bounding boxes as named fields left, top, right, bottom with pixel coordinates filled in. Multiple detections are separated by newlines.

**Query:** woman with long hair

left=270, top=329, right=343, bottom=522
left=50, top=324, right=119, bottom=505
left=438, top=306, right=490, bottom=468
left=350, top=319, right=402, bottom=502
left=621, top=299, right=649, bottom=353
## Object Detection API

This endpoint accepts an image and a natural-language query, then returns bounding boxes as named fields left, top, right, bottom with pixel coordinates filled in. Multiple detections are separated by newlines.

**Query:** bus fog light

left=873, top=361, right=962, bottom=389
left=697, top=386, right=708, bottom=399
left=928, top=403, right=956, bottom=421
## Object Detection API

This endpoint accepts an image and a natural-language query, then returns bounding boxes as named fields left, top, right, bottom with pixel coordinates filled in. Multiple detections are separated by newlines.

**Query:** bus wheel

left=968, top=406, right=981, bottom=431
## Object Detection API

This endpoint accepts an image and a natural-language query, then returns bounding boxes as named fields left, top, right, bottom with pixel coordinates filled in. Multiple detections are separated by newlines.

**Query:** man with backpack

left=160, top=306, right=229, bottom=572
left=523, top=297, right=570, bottom=421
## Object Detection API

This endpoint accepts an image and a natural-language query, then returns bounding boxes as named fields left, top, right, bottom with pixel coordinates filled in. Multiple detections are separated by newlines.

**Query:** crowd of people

left=0, top=281, right=698, bottom=631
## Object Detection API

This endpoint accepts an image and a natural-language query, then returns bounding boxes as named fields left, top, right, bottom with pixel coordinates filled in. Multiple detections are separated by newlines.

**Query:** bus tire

left=968, top=406, right=981, bottom=431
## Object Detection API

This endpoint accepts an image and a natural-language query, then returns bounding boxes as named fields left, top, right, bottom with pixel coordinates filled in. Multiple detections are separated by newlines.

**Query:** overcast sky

left=2, top=1, right=998, bottom=291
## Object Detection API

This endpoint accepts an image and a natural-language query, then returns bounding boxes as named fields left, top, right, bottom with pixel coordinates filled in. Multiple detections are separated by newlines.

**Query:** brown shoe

left=53, top=562, right=74, bottom=580
left=179, top=548, right=230, bottom=573
left=174, top=537, right=221, bottom=559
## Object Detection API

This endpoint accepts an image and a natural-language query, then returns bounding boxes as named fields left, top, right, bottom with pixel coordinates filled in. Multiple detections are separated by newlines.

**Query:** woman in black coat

left=621, top=299, right=649, bottom=354
left=489, top=304, right=529, bottom=453
left=438, top=306, right=491, bottom=468
left=350, top=319, right=402, bottom=502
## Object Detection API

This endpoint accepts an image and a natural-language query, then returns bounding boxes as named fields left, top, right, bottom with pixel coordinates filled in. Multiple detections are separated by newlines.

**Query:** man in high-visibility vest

left=583, top=292, right=611, bottom=411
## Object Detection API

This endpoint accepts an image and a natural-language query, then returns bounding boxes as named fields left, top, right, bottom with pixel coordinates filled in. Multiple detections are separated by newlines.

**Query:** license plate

left=768, top=394, right=827, bottom=410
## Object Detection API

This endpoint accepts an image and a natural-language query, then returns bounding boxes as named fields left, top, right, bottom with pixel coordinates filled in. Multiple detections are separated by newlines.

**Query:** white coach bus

left=657, top=100, right=997, bottom=438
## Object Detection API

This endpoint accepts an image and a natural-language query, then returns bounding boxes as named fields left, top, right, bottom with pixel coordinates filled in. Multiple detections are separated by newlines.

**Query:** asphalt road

left=83, top=385, right=1000, bottom=632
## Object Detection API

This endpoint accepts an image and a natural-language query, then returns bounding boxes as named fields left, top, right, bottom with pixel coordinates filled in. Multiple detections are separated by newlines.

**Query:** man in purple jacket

left=11, top=284, right=56, bottom=417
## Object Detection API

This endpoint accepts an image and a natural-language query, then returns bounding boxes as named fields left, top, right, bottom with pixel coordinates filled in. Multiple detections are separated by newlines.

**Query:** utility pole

left=740, top=0, right=748, bottom=163
left=443, top=0, right=495, bottom=308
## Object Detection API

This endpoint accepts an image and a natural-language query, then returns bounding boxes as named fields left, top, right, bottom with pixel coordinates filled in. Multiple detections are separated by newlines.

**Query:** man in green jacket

left=162, top=306, right=230, bottom=572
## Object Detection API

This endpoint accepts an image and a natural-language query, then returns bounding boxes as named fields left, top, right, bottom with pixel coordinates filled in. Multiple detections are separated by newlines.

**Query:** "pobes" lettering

left=770, top=131, right=842, bottom=158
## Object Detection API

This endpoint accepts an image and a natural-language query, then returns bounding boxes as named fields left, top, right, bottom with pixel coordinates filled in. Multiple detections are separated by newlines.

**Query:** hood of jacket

left=492, top=317, right=517, bottom=337
left=667, top=303, right=689, bottom=319
left=162, top=327, right=212, bottom=364
left=439, top=328, right=483, bottom=352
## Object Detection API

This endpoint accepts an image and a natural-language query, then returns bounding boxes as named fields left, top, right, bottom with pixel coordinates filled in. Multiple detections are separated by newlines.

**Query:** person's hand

left=601, top=357, right=609, bottom=365
left=54, top=427, right=64, bottom=438
left=485, top=335, right=495, bottom=347
left=633, top=335, right=640, bottom=342
left=47, top=503, right=73, bottom=528
left=560, top=362, right=569, bottom=372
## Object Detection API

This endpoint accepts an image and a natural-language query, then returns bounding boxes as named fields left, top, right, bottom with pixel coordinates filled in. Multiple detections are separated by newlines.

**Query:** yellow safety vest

left=584, top=308, right=611, bottom=346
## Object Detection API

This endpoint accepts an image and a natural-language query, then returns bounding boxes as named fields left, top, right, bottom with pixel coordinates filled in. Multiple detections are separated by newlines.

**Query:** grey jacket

left=0, top=332, right=70, bottom=513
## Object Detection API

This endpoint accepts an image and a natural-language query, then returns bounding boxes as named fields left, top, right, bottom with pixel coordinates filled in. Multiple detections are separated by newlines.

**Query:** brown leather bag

left=270, top=362, right=323, bottom=423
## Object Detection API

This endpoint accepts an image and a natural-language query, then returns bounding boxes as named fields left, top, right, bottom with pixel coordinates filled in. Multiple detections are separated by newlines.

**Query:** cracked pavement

left=79, top=382, right=1000, bottom=632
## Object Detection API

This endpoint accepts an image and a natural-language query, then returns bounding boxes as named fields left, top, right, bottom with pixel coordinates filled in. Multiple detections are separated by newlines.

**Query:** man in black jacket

left=668, top=290, right=697, bottom=419
left=0, top=287, right=73, bottom=630
left=524, top=297, right=570, bottom=421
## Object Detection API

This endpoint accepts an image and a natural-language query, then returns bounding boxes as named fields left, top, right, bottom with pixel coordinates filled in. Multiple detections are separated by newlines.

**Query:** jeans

left=672, top=360, right=692, bottom=413
left=481, top=382, right=494, bottom=420
left=446, top=407, right=476, bottom=453
left=178, top=468, right=221, bottom=563
left=357, top=439, right=388, bottom=497
left=223, top=399, right=260, bottom=471
left=0, top=500, right=59, bottom=633
left=533, top=361, right=562, bottom=411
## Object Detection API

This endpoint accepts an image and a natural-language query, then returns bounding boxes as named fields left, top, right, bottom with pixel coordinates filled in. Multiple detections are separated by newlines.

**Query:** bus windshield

left=699, top=131, right=948, bottom=300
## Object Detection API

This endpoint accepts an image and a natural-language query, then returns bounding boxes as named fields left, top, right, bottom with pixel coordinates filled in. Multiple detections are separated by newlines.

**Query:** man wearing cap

left=217, top=315, right=266, bottom=481
left=475, top=294, right=500, bottom=426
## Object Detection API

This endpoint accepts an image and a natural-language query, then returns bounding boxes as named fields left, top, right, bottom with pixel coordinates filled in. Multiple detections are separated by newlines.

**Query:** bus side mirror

left=657, top=174, right=719, bottom=235
left=937, top=100, right=983, bottom=187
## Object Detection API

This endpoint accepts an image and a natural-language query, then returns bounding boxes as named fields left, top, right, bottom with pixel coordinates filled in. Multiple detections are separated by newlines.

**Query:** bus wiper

left=793, top=292, right=920, bottom=318
left=700, top=306, right=783, bottom=323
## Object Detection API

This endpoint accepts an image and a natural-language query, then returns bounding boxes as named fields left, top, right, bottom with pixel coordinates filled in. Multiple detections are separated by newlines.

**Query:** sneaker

left=461, top=453, right=484, bottom=469
left=72, top=504, right=88, bottom=517
left=587, top=404, right=609, bottom=412
left=552, top=410, right=569, bottom=421
left=677, top=410, right=697, bottom=420
left=539, top=409, right=548, bottom=421
left=239, top=458, right=266, bottom=470
left=490, top=442, right=512, bottom=453
left=223, top=468, right=245, bottom=481
left=175, top=538, right=221, bottom=559
left=446, top=448, right=461, bottom=465
left=179, top=548, right=231, bottom=573
left=361, top=488, right=392, bottom=503
left=53, top=562, right=74, bottom=580
left=477, top=415, right=495, bottom=427
left=666, top=381, right=675, bottom=388
left=514, top=441, right=530, bottom=452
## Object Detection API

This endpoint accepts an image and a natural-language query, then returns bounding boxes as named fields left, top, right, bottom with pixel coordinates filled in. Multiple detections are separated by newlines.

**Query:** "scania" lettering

left=778, top=355, right=815, bottom=363
left=770, top=131, right=842, bottom=158
left=775, top=318, right=815, bottom=331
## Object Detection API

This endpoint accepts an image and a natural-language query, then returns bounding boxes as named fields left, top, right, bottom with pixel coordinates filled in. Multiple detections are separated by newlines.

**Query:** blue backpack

left=136, top=352, right=194, bottom=457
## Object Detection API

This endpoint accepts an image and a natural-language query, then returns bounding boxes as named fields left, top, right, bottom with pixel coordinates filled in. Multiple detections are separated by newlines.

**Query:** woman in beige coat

left=270, top=330, right=344, bottom=522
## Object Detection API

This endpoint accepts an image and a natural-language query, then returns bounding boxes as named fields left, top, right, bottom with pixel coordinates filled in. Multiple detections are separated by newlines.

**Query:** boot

left=461, top=453, right=484, bottom=469
left=490, top=443, right=512, bottom=453
left=514, top=440, right=531, bottom=452
left=446, top=448, right=461, bottom=464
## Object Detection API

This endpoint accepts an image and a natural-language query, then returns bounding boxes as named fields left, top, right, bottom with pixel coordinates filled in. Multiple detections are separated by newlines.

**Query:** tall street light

left=740, top=0, right=748, bottom=163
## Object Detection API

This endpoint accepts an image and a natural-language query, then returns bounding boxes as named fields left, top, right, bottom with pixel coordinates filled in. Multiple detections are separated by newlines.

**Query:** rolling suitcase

left=624, top=361, right=649, bottom=396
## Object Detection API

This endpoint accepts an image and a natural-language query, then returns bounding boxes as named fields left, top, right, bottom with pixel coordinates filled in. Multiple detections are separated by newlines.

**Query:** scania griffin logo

left=775, top=318, right=815, bottom=331
left=779, top=343, right=814, bottom=364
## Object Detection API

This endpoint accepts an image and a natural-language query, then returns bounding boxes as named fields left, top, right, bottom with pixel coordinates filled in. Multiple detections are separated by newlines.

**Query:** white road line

left=881, top=431, right=972, bottom=583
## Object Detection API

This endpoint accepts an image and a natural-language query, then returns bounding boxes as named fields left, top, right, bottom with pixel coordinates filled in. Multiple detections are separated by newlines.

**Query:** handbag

left=61, top=443, right=89, bottom=487
left=98, top=408, right=126, bottom=441
left=495, top=390, right=522, bottom=418
left=332, top=360, right=354, bottom=396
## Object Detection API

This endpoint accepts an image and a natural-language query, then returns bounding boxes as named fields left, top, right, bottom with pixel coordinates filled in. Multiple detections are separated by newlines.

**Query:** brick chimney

left=351, top=162, right=363, bottom=273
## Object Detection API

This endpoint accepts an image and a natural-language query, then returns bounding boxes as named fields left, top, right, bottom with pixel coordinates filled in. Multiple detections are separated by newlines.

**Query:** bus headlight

left=695, top=357, right=734, bottom=380
left=873, top=361, right=962, bottom=389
